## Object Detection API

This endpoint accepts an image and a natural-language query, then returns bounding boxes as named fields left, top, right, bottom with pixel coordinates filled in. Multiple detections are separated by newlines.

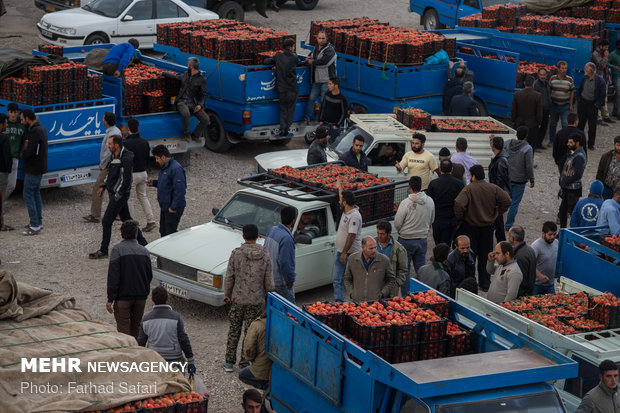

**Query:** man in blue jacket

left=148, top=145, right=187, bottom=237
left=102, top=39, right=139, bottom=77
left=339, top=135, right=368, bottom=172
left=264, top=206, right=297, bottom=303
left=578, top=62, right=607, bottom=149
left=570, top=180, right=605, bottom=228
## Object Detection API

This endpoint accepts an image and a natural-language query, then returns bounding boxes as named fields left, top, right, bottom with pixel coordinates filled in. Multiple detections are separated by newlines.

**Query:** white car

left=37, top=0, right=218, bottom=48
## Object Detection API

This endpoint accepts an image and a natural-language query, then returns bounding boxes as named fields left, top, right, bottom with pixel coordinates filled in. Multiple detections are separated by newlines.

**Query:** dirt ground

left=0, top=1, right=617, bottom=412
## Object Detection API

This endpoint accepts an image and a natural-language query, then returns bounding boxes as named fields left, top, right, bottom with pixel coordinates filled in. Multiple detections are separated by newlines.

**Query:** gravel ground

left=0, top=1, right=618, bottom=411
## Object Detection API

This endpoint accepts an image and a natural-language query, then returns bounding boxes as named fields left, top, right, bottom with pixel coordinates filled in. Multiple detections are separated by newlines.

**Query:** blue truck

left=266, top=278, right=578, bottom=413
left=409, top=0, right=521, bottom=30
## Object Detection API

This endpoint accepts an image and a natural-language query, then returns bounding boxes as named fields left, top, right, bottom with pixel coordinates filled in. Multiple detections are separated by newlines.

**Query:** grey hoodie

left=394, top=191, right=435, bottom=239
left=506, top=139, right=534, bottom=184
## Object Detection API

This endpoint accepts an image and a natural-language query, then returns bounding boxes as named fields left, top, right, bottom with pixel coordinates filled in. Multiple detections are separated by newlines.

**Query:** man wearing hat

left=596, top=135, right=620, bottom=199
left=307, top=126, right=329, bottom=165
left=570, top=180, right=605, bottom=228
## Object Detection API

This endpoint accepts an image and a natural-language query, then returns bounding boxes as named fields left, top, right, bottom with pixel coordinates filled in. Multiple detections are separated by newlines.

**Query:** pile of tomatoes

left=602, top=235, right=620, bottom=252
left=430, top=119, right=508, bottom=134
left=269, top=164, right=390, bottom=192
left=411, top=290, right=449, bottom=318
left=86, top=391, right=207, bottom=413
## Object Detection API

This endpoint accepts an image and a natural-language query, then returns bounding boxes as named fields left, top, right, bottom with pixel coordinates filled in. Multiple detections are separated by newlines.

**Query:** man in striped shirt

left=548, top=61, right=574, bottom=146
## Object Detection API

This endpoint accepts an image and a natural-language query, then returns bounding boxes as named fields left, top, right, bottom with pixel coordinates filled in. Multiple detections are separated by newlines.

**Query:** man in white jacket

left=394, top=176, right=435, bottom=295
left=486, top=241, right=523, bottom=303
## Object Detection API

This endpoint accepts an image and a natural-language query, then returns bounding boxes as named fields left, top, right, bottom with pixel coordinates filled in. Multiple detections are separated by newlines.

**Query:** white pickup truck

left=255, top=114, right=516, bottom=178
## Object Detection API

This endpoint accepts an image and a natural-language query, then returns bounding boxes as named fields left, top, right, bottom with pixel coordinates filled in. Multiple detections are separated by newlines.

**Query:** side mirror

left=123, top=14, right=134, bottom=21
left=212, top=207, right=220, bottom=216
left=295, top=234, right=312, bottom=245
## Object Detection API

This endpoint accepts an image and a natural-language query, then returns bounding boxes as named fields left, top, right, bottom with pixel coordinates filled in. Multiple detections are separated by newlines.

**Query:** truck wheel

left=294, top=0, right=318, bottom=10
left=85, top=33, right=108, bottom=45
left=474, top=98, right=488, bottom=116
left=216, top=1, right=244, bottom=21
left=204, top=112, right=232, bottom=153
left=349, top=103, right=368, bottom=114
left=422, top=9, right=443, bottom=31
left=272, top=138, right=291, bottom=146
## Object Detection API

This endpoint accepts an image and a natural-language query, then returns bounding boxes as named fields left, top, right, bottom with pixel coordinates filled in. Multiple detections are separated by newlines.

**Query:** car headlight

left=197, top=270, right=222, bottom=289
left=56, top=27, right=77, bottom=35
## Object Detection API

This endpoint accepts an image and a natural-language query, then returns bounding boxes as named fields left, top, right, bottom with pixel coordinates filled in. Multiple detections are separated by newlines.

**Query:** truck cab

left=410, top=0, right=520, bottom=30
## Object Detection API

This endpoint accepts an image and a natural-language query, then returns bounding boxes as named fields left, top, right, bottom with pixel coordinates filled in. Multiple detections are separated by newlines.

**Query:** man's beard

left=412, top=147, right=422, bottom=153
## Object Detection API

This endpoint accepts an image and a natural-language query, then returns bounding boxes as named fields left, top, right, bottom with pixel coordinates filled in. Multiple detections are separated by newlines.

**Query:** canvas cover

left=523, top=0, right=594, bottom=14
left=0, top=49, right=69, bottom=81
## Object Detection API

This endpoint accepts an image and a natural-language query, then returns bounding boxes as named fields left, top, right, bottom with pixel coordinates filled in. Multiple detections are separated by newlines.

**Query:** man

left=265, top=38, right=298, bottom=138
left=598, top=186, right=620, bottom=235
left=89, top=135, right=147, bottom=259
left=488, top=135, right=511, bottom=242
left=531, top=221, right=558, bottom=295
left=450, top=137, right=478, bottom=184
left=264, top=206, right=297, bottom=303
left=239, top=312, right=271, bottom=390
left=511, top=75, right=543, bottom=148
left=106, top=220, right=152, bottom=339
left=571, top=180, right=605, bottom=228
left=415, top=243, right=451, bottom=296
left=533, top=68, right=551, bottom=149
left=224, top=224, right=274, bottom=373
left=486, top=241, right=523, bottom=304
left=507, top=225, right=536, bottom=298
left=242, top=389, right=263, bottom=413
left=376, top=143, right=400, bottom=166
left=426, top=159, right=464, bottom=246
left=0, top=114, right=12, bottom=231
left=559, top=136, right=587, bottom=228
left=21, top=109, right=47, bottom=236
left=505, top=126, right=535, bottom=231
left=307, top=125, right=329, bottom=165
left=578, top=62, right=607, bottom=150
left=596, top=136, right=620, bottom=199
left=446, top=235, right=476, bottom=298
left=376, top=220, right=408, bottom=298
left=395, top=133, right=438, bottom=191
left=549, top=60, right=575, bottom=145
left=553, top=112, right=587, bottom=174
left=124, top=118, right=156, bottom=232
left=102, top=39, right=139, bottom=77
left=609, top=39, right=620, bottom=120
left=339, top=134, right=368, bottom=171
left=576, top=359, right=619, bottom=413
left=166, top=57, right=209, bottom=142
left=147, top=145, right=186, bottom=237
left=443, top=62, right=466, bottom=115
left=4, top=102, right=25, bottom=200
left=137, top=286, right=195, bottom=375
left=592, top=40, right=616, bottom=125
left=449, top=81, right=479, bottom=116
left=454, top=165, right=512, bottom=292
left=333, top=187, right=362, bottom=302
left=394, top=176, right=435, bottom=296
left=83, top=112, right=120, bottom=224
left=304, top=30, right=337, bottom=122
left=344, top=236, right=396, bottom=302
left=318, top=77, right=348, bottom=141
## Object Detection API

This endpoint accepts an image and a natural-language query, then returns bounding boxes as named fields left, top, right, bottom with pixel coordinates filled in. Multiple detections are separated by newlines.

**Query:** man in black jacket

left=443, top=63, right=465, bottom=115
left=553, top=112, right=587, bottom=174
left=307, top=126, right=329, bottom=165
left=318, top=77, right=348, bottom=141
left=304, top=31, right=337, bottom=122
left=169, top=57, right=209, bottom=142
left=426, top=159, right=464, bottom=246
left=339, top=135, right=368, bottom=171
left=0, top=114, right=12, bottom=231
left=266, top=38, right=299, bottom=138
left=124, top=118, right=156, bottom=233
left=21, top=109, right=48, bottom=236
left=106, top=220, right=152, bottom=339
left=449, top=82, right=480, bottom=116
left=488, top=135, right=511, bottom=242
left=89, top=135, right=147, bottom=259
left=578, top=62, right=607, bottom=149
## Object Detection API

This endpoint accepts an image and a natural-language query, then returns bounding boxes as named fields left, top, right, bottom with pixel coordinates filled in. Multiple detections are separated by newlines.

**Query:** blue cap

left=590, top=180, right=604, bottom=196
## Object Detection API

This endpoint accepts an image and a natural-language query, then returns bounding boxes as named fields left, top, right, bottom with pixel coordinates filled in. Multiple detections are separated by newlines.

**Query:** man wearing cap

left=102, top=39, right=140, bottom=78
left=596, top=136, right=620, bottom=200
left=307, top=126, right=329, bottom=165
left=570, top=180, right=605, bottom=228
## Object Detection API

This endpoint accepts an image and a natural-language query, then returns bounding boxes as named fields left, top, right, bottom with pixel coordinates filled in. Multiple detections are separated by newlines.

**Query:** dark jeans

left=577, top=99, right=598, bottom=147
left=559, top=188, right=582, bottom=228
left=537, top=108, right=550, bottom=147
left=278, top=90, right=298, bottom=134
left=100, top=193, right=147, bottom=254
left=432, top=218, right=458, bottom=247
left=460, top=221, right=494, bottom=291
left=102, top=62, right=118, bottom=76
left=239, top=367, right=270, bottom=390
left=494, top=214, right=506, bottom=242
left=534, top=283, right=555, bottom=295
left=549, top=102, right=570, bottom=143
left=526, top=126, right=538, bottom=149
left=397, top=237, right=427, bottom=296
left=113, top=299, right=146, bottom=339
left=23, top=173, right=43, bottom=229
left=177, top=101, right=210, bottom=138
left=160, top=207, right=184, bottom=237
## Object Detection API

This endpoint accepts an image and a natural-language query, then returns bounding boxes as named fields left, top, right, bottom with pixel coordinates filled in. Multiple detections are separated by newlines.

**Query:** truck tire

left=204, top=112, right=232, bottom=153
left=422, top=9, right=444, bottom=31
left=216, top=1, right=244, bottom=21
left=294, top=0, right=318, bottom=10
left=349, top=103, right=368, bottom=114
left=474, top=98, right=488, bottom=117
left=85, top=33, right=108, bottom=45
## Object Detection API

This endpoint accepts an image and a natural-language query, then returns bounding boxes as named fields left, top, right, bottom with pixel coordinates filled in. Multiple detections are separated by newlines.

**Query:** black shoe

left=88, top=250, right=108, bottom=259
left=604, top=117, right=616, bottom=124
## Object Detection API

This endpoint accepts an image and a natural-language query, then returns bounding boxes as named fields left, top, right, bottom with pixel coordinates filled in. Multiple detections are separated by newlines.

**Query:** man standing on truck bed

left=4, top=103, right=25, bottom=202
left=265, top=38, right=298, bottom=138
left=21, top=109, right=47, bottom=236
left=333, top=186, right=362, bottom=303
left=395, top=133, right=438, bottom=191
left=576, top=359, right=620, bottom=413
left=102, top=39, right=139, bottom=78
left=344, top=236, right=396, bottom=302
left=486, top=241, right=523, bottom=304
left=305, top=30, right=337, bottom=123
left=264, top=206, right=297, bottom=303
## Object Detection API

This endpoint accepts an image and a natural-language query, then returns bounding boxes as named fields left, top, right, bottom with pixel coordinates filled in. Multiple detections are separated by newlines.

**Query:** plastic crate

left=446, top=331, right=472, bottom=356
left=302, top=303, right=344, bottom=332
left=391, top=343, right=419, bottom=364
left=391, top=322, right=421, bottom=345
left=348, top=317, right=393, bottom=347
left=588, top=296, right=620, bottom=329
left=419, top=339, right=447, bottom=360
left=411, top=297, right=449, bottom=318
left=366, top=344, right=392, bottom=363
left=176, top=397, right=209, bottom=413
left=421, top=319, right=447, bottom=341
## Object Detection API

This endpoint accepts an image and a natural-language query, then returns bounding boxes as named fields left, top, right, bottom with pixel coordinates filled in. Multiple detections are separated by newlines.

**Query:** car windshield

left=329, top=127, right=374, bottom=156
left=214, top=193, right=290, bottom=236
left=436, top=391, right=565, bottom=413
left=83, top=0, right=133, bottom=17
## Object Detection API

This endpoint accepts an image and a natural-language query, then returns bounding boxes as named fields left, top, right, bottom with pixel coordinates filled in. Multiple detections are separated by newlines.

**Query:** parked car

left=36, top=0, right=218, bottom=48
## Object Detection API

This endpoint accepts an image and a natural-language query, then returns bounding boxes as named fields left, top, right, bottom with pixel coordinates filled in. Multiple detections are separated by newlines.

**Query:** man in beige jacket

left=344, top=236, right=396, bottom=302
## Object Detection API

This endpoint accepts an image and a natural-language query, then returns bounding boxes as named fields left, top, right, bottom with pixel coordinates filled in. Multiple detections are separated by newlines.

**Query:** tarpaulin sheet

left=523, top=0, right=594, bottom=15
left=0, top=48, right=69, bottom=81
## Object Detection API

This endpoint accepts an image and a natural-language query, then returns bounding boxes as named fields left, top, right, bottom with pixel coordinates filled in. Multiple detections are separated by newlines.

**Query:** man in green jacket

left=239, top=312, right=271, bottom=390
left=375, top=220, right=407, bottom=298
left=344, top=236, right=396, bottom=302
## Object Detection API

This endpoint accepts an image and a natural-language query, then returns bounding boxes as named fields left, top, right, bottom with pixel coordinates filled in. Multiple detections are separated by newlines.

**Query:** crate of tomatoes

left=303, top=301, right=345, bottom=332
left=410, top=290, right=449, bottom=318
left=419, top=339, right=447, bottom=360
left=446, top=322, right=472, bottom=356
left=601, top=235, right=620, bottom=252
left=589, top=293, right=620, bottom=329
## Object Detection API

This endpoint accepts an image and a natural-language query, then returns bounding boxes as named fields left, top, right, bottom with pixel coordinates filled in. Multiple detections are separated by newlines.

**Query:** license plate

left=40, top=29, right=53, bottom=38
left=61, top=172, right=90, bottom=182
left=160, top=282, right=188, bottom=299
left=45, top=5, right=56, bottom=12
left=165, top=143, right=180, bottom=150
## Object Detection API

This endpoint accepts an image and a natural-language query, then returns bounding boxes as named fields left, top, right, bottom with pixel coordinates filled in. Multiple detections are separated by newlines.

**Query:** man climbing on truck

left=264, top=38, right=298, bottom=138
left=102, top=39, right=139, bottom=78
left=576, top=359, right=619, bottom=413
left=304, top=30, right=337, bottom=122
